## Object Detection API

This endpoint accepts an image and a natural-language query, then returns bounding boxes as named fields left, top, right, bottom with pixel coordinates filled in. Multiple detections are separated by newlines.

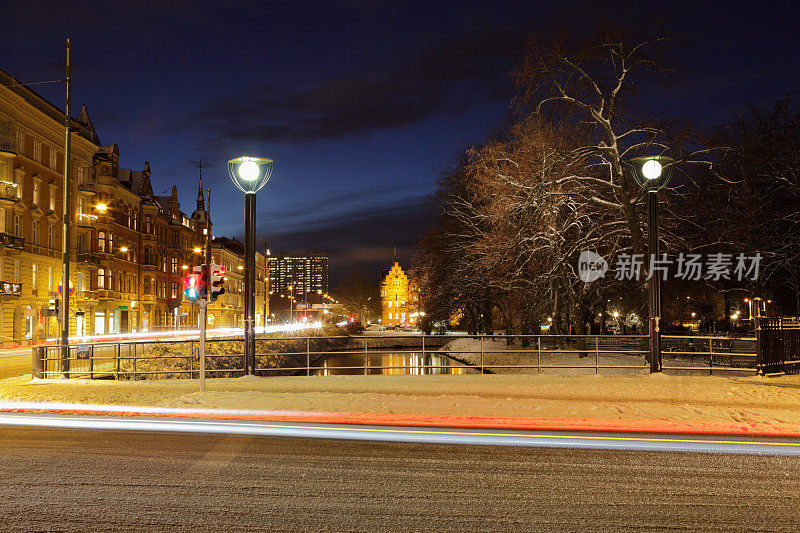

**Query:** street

left=1, top=423, right=799, bottom=531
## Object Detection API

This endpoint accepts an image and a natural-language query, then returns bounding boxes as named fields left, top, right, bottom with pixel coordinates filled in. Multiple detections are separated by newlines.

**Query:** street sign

left=57, top=280, right=74, bottom=296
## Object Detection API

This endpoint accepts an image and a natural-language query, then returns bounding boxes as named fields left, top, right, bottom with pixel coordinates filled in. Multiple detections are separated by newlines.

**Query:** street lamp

left=630, top=155, right=674, bottom=373
left=228, top=156, right=273, bottom=375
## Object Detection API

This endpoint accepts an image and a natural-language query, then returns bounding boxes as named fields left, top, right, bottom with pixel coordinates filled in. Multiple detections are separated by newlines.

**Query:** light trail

left=2, top=413, right=800, bottom=456
left=43, top=321, right=323, bottom=343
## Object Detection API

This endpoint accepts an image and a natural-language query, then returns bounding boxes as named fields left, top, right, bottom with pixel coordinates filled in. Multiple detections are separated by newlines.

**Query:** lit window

left=31, top=264, right=37, bottom=289
left=48, top=267, right=53, bottom=290
left=97, top=269, right=105, bottom=289
left=98, top=231, right=105, bottom=252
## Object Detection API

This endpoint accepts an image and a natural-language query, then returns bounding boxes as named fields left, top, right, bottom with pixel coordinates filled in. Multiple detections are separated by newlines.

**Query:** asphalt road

left=2, top=425, right=800, bottom=531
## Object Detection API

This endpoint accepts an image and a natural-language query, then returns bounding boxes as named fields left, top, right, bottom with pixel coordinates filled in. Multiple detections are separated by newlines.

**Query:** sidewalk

left=3, top=373, right=800, bottom=435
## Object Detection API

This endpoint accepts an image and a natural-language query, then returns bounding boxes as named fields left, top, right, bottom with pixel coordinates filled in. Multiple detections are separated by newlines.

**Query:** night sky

left=5, top=1, right=800, bottom=284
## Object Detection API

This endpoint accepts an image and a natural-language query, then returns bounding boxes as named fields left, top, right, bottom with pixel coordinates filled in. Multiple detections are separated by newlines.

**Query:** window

left=144, top=217, right=151, bottom=234
left=48, top=267, right=53, bottom=290
left=47, top=225, right=53, bottom=249
left=172, top=231, right=178, bottom=246
left=49, top=185, right=56, bottom=211
left=97, top=268, right=105, bottom=289
left=388, top=312, right=393, bottom=320
left=77, top=272, right=84, bottom=292
left=31, top=220, right=38, bottom=245
left=33, top=139, right=41, bottom=162
left=14, top=215, right=20, bottom=237
left=107, top=269, right=113, bottom=290
left=126, top=274, right=132, bottom=293
left=144, top=247, right=150, bottom=265
left=98, top=232, right=105, bottom=252
left=32, top=181, right=40, bottom=205
left=14, top=172, right=21, bottom=198
left=0, top=209, right=5, bottom=233
left=388, top=301, right=392, bottom=308
left=108, top=233, right=113, bottom=252
left=171, top=282, right=178, bottom=299
left=143, top=276, right=151, bottom=294
left=31, top=264, right=37, bottom=289
left=14, top=260, right=20, bottom=283
left=76, top=233, right=83, bottom=252
left=171, top=257, right=178, bottom=274
left=77, top=197, right=84, bottom=216
left=49, top=148, right=57, bottom=169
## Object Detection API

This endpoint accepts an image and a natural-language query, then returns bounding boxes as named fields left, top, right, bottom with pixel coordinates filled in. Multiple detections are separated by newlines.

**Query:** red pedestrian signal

left=209, top=263, right=225, bottom=302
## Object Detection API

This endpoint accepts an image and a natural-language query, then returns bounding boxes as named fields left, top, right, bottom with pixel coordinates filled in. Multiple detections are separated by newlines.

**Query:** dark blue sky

left=6, top=1, right=800, bottom=284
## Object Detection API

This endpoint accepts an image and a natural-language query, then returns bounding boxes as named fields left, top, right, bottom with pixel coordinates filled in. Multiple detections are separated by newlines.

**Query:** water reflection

left=312, top=352, right=472, bottom=375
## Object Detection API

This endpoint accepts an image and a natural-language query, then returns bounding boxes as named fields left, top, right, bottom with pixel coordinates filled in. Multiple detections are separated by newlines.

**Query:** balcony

left=0, top=130, right=17, bottom=158
left=140, top=294, right=156, bottom=303
left=0, top=233, right=24, bottom=250
left=0, top=183, right=19, bottom=206
left=77, top=181, right=97, bottom=194
left=0, top=281, right=21, bottom=296
left=77, top=252, right=102, bottom=265
left=76, top=213, right=99, bottom=227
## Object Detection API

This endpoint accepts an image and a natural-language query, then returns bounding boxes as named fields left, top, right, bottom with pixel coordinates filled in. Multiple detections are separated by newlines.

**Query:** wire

left=0, top=79, right=65, bottom=89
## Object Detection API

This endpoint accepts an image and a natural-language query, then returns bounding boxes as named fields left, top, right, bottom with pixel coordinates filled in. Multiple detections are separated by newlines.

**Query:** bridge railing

left=32, top=333, right=757, bottom=380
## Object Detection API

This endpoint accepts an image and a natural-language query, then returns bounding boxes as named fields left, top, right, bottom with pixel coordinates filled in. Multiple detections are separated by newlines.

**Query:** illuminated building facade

left=0, top=66, right=267, bottom=345
left=380, top=257, right=419, bottom=327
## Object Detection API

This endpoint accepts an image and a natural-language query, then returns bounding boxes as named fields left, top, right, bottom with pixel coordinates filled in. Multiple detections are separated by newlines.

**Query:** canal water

left=312, top=351, right=473, bottom=375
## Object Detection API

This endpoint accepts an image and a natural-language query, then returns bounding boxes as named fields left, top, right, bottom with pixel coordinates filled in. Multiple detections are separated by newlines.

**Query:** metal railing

left=33, top=333, right=759, bottom=380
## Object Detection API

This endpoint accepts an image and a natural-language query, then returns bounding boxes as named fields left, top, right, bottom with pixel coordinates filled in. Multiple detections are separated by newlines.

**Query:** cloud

left=184, top=28, right=524, bottom=146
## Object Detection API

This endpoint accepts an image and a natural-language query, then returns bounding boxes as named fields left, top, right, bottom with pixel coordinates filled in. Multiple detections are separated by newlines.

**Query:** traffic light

left=184, top=265, right=207, bottom=302
left=209, top=263, right=225, bottom=302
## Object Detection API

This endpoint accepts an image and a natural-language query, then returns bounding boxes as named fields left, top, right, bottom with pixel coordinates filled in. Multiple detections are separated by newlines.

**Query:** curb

left=2, top=402, right=800, bottom=437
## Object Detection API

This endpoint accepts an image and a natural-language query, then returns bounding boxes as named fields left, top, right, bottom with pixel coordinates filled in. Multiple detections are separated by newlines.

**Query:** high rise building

left=268, top=252, right=328, bottom=300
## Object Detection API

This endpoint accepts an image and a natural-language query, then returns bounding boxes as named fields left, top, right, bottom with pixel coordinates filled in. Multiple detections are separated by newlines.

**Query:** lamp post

left=228, top=156, right=273, bottom=375
left=630, top=156, right=673, bottom=373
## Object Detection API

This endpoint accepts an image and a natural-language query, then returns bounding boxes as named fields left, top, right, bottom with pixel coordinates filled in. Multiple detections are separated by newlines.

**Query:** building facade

left=0, top=66, right=275, bottom=345
left=268, top=252, right=328, bottom=300
left=380, top=258, right=419, bottom=327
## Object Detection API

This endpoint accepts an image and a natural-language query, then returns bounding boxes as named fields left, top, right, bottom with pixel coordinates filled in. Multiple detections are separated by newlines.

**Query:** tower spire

left=393, top=245, right=397, bottom=264
left=196, top=158, right=205, bottom=210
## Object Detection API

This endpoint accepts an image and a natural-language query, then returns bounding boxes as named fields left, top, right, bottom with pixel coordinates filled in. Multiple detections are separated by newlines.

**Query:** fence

left=33, top=333, right=758, bottom=380
left=758, top=318, right=800, bottom=375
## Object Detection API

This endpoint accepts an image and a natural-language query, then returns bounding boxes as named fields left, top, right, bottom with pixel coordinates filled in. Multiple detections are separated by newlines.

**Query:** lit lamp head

left=227, top=156, right=273, bottom=193
left=629, top=155, right=674, bottom=190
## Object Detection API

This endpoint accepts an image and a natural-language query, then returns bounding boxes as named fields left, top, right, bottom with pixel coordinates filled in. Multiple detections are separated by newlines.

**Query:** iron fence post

left=709, top=338, right=713, bottom=376
left=306, top=337, right=310, bottom=376
left=595, top=336, right=599, bottom=374
left=90, top=345, right=94, bottom=379
left=422, top=335, right=426, bottom=373
left=132, top=343, right=137, bottom=380
left=364, top=337, right=368, bottom=375
left=480, top=335, right=484, bottom=374
left=537, top=336, right=541, bottom=374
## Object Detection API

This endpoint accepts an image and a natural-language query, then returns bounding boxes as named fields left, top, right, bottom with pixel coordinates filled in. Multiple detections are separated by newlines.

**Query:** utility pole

left=60, top=38, right=72, bottom=377
left=263, top=237, right=268, bottom=330
left=199, top=188, right=212, bottom=392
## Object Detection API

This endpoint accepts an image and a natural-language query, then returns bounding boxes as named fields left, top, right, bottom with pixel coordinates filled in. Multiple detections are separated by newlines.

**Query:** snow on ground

left=3, top=372, right=800, bottom=428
